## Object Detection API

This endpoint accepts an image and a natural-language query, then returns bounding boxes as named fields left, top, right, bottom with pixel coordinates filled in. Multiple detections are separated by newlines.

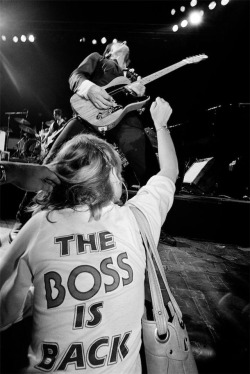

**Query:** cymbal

left=14, top=117, right=31, bottom=126
left=0, top=127, right=13, bottom=133
left=45, top=120, right=54, bottom=127
left=19, top=124, right=36, bottom=135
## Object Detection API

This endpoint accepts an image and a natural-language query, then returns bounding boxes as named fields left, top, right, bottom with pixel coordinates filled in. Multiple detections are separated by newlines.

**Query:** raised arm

left=0, top=162, right=61, bottom=192
left=150, top=97, right=179, bottom=183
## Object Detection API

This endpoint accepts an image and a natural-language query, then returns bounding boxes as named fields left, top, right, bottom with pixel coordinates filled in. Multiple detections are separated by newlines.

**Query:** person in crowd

left=0, top=97, right=178, bottom=373
left=0, top=161, right=60, bottom=192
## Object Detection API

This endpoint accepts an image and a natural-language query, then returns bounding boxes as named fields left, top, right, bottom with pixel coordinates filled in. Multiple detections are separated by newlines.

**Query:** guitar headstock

left=184, top=54, right=208, bottom=64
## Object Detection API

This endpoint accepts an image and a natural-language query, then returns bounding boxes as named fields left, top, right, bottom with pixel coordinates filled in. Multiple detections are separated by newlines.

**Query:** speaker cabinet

left=183, top=157, right=218, bottom=194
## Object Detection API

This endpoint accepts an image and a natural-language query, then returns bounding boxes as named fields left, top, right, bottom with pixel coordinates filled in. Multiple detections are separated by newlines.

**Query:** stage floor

left=0, top=218, right=249, bottom=374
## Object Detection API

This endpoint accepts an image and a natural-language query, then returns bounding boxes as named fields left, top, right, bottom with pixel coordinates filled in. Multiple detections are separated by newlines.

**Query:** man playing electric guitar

left=40, top=108, right=66, bottom=160
left=43, top=41, right=160, bottom=187
left=42, top=109, right=65, bottom=147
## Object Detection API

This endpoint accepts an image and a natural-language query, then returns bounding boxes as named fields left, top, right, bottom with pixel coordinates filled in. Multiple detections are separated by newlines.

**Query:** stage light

left=92, top=39, right=97, bottom=45
left=180, top=6, right=186, bottom=12
left=221, top=0, right=229, bottom=5
left=79, top=37, right=86, bottom=42
left=13, top=36, right=18, bottom=43
left=171, top=8, right=176, bottom=15
left=172, top=25, right=178, bottom=32
left=190, top=0, right=197, bottom=7
left=21, top=35, right=26, bottom=42
left=181, top=20, right=188, bottom=27
left=208, top=1, right=217, bottom=10
left=101, top=37, right=107, bottom=44
left=189, top=10, right=203, bottom=25
left=28, top=34, right=35, bottom=42
left=1, top=35, right=6, bottom=41
left=112, top=39, right=118, bottom=43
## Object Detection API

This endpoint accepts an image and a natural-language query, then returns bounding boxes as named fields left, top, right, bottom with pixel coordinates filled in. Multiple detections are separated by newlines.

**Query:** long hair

left=33, top=134, right=122, bottom=221
left=102, top=41, right=131, bottom=67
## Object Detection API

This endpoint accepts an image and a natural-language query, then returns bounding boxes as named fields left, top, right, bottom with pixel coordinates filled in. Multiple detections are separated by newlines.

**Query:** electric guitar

left=70, top=54, right=208, bottom=132
left=40, top=124, right=66, bottom=160
left=42, top=124, right=66, bottom=148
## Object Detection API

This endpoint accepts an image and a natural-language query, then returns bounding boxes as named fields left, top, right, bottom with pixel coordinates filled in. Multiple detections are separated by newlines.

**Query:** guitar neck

left=140, top=60, right=187, bottom=86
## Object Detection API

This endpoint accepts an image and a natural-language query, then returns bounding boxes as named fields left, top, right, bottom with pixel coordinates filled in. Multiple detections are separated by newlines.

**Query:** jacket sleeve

left=69, top=52, right=101, bottom=92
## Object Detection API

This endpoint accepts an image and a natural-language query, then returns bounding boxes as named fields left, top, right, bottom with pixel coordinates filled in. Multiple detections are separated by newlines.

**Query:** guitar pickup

left=96, top=105, right=123, bottom=120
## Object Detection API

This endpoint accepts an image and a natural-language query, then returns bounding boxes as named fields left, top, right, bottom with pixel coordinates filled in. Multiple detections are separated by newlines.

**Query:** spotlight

left=208, top=2, right=217, bottom=10
left=112, top=39, right=118, bottom=43
left=101, top=37, right=107, bottom=44
left=21, top=35, right=26, bottom=42
left=172, top=25, right=178, bottom=32
left=79, top=37, right=86, bottom=42
left=1, top=35, right=6, bottom=41
left=180, top=6, right=186, bottom=12
left=189, top=10, right=203, bottom=25
left=13, top=36, right=18, bottom=43
left=221, top=0, right=229, bottom=5
left=28, top=34, right=35, bottom=42
left=190, top=0, right=197, bottom=6
left=171, top=8, right=176, bottom=15
left=181, top=20, right=188, bottom=27
left=92, top=39, right=97, bottom=45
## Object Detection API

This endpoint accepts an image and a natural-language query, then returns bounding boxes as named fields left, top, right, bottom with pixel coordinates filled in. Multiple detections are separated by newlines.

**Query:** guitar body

left=70, top=76, right=150, bottom=131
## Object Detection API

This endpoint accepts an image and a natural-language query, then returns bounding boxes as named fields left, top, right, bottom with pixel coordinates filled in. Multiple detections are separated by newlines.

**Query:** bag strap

left=129, top=205, right=184, bottom=335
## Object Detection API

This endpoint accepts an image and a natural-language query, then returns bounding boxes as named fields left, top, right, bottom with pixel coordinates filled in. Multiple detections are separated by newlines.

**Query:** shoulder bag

left=130, top=205, right=198, bottom=374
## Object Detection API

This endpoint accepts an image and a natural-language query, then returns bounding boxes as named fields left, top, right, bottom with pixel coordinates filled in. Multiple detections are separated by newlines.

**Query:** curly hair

left=32, top=134, right=122, bottom=221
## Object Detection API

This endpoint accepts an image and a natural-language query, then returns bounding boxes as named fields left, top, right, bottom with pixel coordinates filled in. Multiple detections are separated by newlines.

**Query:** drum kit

left=13, top=118, right=42, bottom=160
left=9, top=117, right=57, bottom=161
left=0, top=115, right=44, bottom=162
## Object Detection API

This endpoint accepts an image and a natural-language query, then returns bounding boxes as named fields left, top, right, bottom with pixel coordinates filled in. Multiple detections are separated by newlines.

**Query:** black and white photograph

left=0, top=1, right=249, bottom=373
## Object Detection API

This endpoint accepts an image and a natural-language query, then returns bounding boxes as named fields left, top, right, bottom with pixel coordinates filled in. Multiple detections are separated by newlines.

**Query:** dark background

left=0, top=0, right=249, bottom=124
left=0, top=0, right=249, bottom=198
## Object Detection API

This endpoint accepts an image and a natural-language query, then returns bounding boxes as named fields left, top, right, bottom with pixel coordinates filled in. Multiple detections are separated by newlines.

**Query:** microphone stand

left=5, top=114, right=11, bottom=151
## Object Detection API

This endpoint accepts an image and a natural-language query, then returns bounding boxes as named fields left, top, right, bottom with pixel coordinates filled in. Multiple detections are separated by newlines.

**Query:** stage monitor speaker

left=183, top=157, right=218, bottom=194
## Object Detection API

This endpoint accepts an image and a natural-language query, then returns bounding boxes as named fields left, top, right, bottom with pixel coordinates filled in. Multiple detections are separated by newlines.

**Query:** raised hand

left=150, top=97, right=172, bottom=129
